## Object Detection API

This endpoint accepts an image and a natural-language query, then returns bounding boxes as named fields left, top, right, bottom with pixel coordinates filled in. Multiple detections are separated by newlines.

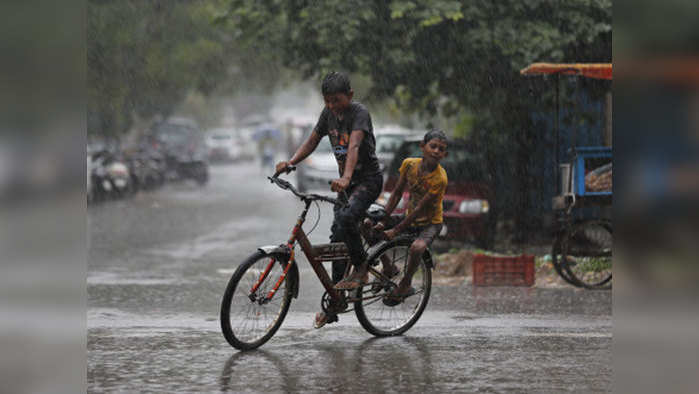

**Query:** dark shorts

left=384, top=214, right=442, bottom=246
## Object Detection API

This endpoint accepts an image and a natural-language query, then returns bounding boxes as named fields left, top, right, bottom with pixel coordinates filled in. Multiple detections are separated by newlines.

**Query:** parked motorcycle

left=90, top=150, right=133, bottom=200
left=148, top=118, right=210, bottom=186
left=126, top=148, right=166, bottom=192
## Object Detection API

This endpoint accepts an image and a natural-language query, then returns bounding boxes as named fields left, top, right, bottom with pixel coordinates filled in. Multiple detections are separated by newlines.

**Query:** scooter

left=127, top=148, right=166, bottom=192
left=90, top=150, right=133, bottom=200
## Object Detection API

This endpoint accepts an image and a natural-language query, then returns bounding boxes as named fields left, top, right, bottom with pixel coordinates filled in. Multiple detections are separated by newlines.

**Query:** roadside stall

left=520, top=63, right=613, bottom=289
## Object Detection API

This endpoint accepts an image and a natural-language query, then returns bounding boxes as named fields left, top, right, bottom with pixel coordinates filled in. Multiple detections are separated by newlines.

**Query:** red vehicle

left=376, top=137, right=496, bottom=248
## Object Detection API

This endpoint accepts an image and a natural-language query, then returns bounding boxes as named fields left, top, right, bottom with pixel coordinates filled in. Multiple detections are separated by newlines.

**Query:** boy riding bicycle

left=366, top=130, right=448, bottom=305
left=275, top=71, right=383, bottom=328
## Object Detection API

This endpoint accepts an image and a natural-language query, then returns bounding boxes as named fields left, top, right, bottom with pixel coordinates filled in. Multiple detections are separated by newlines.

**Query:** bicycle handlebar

left=307, top=193, right=343, bottom=206
left=268, top=172, right=344, bottom=207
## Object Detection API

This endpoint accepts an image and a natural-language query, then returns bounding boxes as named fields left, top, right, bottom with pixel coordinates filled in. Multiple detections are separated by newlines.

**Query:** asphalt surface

left=88, top=162, right=612, bottom=393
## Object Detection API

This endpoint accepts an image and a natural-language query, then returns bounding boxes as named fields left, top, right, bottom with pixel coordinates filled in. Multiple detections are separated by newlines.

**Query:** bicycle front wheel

left=355, top=238, right=432, bottom=337
left=561, top=220, right=613, bottom=289
left=220, top=251, right=293, bottom=350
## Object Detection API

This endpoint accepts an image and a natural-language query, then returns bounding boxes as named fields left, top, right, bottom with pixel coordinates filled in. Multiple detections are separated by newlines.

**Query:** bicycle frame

left=293, top=201, right=345, bottom=303
left=252, top=198, right=345, bottom=305
left=251, top=173, right=431, bottom=311
left=252, top=202, right=411, bottom=311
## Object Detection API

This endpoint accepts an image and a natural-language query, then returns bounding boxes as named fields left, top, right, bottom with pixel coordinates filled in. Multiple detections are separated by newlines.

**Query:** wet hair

left=423, top=129, right=448, bottom=145
left=321, top=71, right=352, bottom=95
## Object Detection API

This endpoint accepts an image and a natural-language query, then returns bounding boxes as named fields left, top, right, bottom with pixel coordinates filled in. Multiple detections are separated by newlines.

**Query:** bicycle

left=219, top=168, right=434, bottom=350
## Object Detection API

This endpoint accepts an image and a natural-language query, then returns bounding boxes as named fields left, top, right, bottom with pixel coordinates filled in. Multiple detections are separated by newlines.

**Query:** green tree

left=222, top=0, right=610, bottom=110
left=87, top=0, right=287, bottom=138
left=222, top=0, right=611, bottom=238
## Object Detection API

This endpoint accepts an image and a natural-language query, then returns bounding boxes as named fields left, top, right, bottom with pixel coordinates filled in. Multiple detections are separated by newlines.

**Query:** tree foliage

left=88, top=0, right=611, bottom=234
left=87, top=0, right=285, bottom=137
left=222, top=0, right=611, bottom=235
left=222, top=0, right=610, bottom=115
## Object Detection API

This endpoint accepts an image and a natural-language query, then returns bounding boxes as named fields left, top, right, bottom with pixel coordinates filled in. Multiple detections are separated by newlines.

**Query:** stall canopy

left=519, top=62, right=612, bottom=196
left=520, top=63, right=612, bottom=80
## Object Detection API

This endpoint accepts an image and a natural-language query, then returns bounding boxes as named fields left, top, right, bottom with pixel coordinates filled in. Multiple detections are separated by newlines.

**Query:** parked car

left=236, top=113, right=271, bottom=161
left=295, top=136, right=337, bottom=192
left=295, top=126, right=413, bottom=192
left=148, top=117, right=209, bottom=185
left=233, top=127, right=258, bottom=161
left=374, top=128, right=420, bottom=174
left=376, top=137, right=496, bottom=248
left=205, top=128, right=241, bottom=163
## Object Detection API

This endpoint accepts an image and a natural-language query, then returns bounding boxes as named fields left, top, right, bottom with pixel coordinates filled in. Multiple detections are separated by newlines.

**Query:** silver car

left=296, top=137, right=338, bottom=192
left=205, top=128, right=241, bottom=162
left=376, top=132, right=414, bottom=173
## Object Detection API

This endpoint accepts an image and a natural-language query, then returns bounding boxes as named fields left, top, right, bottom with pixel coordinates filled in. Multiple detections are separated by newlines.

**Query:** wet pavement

left=88, top=163, right=612, bottom=393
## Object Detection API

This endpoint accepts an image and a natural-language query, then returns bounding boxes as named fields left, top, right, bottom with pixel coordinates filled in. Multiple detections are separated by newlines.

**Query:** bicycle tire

left=220, top=251, right=294, bottom=350
left=561, top=219, right=613, bottom=289
left=355, top=238, right=432, bottom=337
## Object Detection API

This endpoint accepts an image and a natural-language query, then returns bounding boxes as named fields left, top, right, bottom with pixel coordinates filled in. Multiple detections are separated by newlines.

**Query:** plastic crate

left=472, top=254, right=535, bottom=287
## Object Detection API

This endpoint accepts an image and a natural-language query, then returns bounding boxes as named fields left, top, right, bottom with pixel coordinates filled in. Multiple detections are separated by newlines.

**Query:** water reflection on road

left=220, top=336, right=434, bottom=393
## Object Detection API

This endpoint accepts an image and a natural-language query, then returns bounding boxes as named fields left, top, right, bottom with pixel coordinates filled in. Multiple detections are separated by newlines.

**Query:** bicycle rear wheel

left=355, top=238, right=431, bottom=337
left=561, top=220, right=613, bottom=289
left=220, top=251, right=293, bottom=350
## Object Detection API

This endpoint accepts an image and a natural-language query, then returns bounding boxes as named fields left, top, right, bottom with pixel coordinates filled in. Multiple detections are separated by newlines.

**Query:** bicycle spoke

left=358, top=243, right=430, bottom=334
left=224, top=255, right=290, bottom=345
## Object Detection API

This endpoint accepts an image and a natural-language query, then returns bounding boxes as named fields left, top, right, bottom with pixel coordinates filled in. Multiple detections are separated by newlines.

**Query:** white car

left=205, top=128, right=242, bottom=162
left=233, top=127, right=260, bottom=161
left=374, top=126, right=421, bottom=174
left=375, top=132, right=411, bottom=173
left=296, top=137, right=338, bottom=192
left=295, top=127, right=418, bottom=192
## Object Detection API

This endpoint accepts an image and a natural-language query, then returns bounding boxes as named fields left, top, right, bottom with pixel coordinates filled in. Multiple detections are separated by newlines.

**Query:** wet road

left=88, top=163, right=612, bottom=393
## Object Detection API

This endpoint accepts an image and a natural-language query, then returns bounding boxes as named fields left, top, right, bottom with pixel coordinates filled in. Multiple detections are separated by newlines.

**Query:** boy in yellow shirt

left=373, top=130, right=448, bottom=305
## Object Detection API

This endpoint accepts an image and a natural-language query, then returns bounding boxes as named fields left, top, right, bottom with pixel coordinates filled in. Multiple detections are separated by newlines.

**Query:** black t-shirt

left=314, top=102, right=381, bottom=182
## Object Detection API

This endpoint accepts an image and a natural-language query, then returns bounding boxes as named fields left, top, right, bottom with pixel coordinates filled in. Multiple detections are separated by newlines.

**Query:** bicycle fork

left=249, top=250, right=295, bottom=305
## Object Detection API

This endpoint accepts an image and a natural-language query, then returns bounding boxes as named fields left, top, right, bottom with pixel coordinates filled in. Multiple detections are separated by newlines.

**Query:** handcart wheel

left=560, top=219, right=612, bottom=289
left=551, top=233, right=582, bottom=287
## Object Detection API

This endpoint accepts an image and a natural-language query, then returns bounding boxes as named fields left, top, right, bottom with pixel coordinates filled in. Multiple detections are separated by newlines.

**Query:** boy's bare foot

left=314, top=311, right=338, bottom=328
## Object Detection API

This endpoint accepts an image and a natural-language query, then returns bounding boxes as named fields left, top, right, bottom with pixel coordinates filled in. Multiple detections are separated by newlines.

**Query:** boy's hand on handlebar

left=275, top=161, right=292, bottom=175
left=330, top=177, right=350, bottom=193
left=382, top=228, right=397, bottom=241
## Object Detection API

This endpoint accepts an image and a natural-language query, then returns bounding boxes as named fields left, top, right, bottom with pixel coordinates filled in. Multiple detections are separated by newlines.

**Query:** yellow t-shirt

left=399, top=157, right=448, bottom=225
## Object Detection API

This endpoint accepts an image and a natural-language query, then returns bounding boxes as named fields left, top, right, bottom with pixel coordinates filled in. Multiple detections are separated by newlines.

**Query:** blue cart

left=554, top=146, right=612, bottom=210
left=521, top=63, right=613, bottom=289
